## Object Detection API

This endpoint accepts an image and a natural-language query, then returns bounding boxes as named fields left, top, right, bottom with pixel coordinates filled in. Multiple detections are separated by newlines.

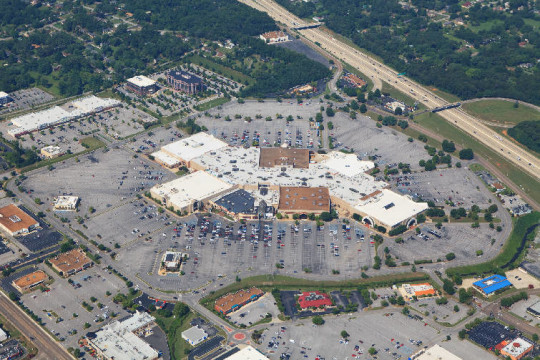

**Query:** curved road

left=240, top=0, right=540, bottom=181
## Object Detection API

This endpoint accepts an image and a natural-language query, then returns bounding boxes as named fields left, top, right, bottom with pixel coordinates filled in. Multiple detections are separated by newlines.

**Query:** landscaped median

left=446, top=211, right=540, bottom=278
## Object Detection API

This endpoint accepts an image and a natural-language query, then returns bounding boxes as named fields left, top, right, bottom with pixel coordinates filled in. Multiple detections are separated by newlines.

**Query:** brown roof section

left=261, top=31, right=286, bottom=40
left=13, top=270, right=47, bottom=289
left=49, top=249, right=92, bottom=274
left=215, top=287, right=264, bottom=313
left=0, top=204, right=39, bottom=234
left=259, top=148, right=310, bottom=169
left=360, top=190, right=382, bottom=202
left=278, top=186, right=330, bottom=212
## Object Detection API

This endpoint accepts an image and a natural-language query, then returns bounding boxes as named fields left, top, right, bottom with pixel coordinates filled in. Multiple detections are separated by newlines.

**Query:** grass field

left=194, top=96, right=231, bottom=112
left=446, top=212, right=540, bottom=277
left=413, top=111, right=540, bottom=205
left=184, top=55, right=254, bottom=85
left=462, top=99, right=540, bottom=127
left=152, top=309, right=196, bottom=360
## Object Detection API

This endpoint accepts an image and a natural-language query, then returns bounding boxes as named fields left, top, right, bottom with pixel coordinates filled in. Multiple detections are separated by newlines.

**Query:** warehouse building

left=126, top=75, right=158, bottom=96
left=259, top=148, right=310, bottom=169
left=354, top=189, right=428, bottom=230
left=12, top=270, right=48, bottom=293
left=167, top=70, right=205, bottom=94
left=0, top=204, right=39, bottom=236
left=150, top=171, right=234, bottom=214
left=7, top=96, right=121, bottom=137
left=152, top=132, right=228, bottom=169
left=278, top=186, right=330, bottom=216
left=473, top=274, right=512, bottom=296
left=49, top=249, right=93, bottom=277
left=87, top=311, right=158, bottom=360
left=181, top=326, right=208, bottom=346
left=40, top=145, right=63, bottom=159
left=53, top=196, right=79, bottom=211
left=526, top=301, right=540, bottom=318
left=215, top=288, right=264, bottom=315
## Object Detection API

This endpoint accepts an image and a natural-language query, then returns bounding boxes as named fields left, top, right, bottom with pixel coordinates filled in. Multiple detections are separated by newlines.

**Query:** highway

left=240, top=0, right=540, bottom=182
left=0, top=293, right=74, bottom=360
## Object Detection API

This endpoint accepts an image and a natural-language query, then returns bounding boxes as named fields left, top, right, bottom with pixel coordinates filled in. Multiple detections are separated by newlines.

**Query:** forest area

left=276, top=0, right=540, bottom=105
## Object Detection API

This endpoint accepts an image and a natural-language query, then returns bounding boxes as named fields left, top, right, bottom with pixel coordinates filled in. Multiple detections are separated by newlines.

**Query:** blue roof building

left=473, top=274, right=512, bottom=296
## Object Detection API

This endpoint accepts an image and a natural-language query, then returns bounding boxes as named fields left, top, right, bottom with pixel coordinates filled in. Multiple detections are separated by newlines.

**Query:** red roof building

left=298, top=291, right=332, bottom=309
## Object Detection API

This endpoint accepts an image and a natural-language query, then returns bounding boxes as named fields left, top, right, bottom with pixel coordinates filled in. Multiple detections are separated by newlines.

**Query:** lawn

left=153, top=309, right=196, bottom=360
left=462, top=99, right=540, bottom=127
left=194, top=96, right=231, bottom=112
left=413, top=111, right=540, bottom=205
left=446, top=212, right=540, bottom=278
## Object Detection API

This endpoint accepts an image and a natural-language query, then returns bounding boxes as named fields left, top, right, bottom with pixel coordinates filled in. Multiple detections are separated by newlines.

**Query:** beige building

left=40, top=145, right=63, bottom=159
left=12, top=270, right=48, bottom=293
left=49, top=249, right=93, bottom=277
left=53, top=196, right=79, bottom=211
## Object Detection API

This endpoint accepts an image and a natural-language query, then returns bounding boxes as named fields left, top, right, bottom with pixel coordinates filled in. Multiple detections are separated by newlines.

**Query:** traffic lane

left=0, top=294, right=73, bottom=360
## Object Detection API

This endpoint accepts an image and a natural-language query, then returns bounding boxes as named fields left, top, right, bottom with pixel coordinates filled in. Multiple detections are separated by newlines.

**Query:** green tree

left=312, top=315, right=324, bottom=325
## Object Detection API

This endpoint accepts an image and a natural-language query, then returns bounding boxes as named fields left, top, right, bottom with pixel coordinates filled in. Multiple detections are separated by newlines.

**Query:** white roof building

left=88, top=311, right=158, bottom=360
left=354, top=189, right=428, bottom=228
left=320, top=151, right=375, bottom=177
left=150, top=171, right=234, bottom=211
left=412, top=344, right=461, bottom=360
left=8, top=96, right=120, bottom=137
left=223, top=345, right=270, bottom=360
left=502, top=338, right=533, bottom=359
left=40, top=145, right=63, bottom=158
left=53, top=196, right=79, bottom=211
left=161, top=132, right=227, bottom=163
left=151, top=150, right=181, bottom=168
left=127, top=75, right=156, bottom=88
left=0, top=91, right=9, bottom=99
left=181, top=326, right=207, bottom=346
left=0, top=327, right=7, bottom=342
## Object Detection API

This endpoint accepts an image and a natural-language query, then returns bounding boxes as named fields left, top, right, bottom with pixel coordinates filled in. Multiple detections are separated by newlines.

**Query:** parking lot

left=257, top=310, right=496, bottom=360
left=20, top=264, right=130, bottom=349
left=228, top=293, right=280, bottom=326
left=22, top=148, right=175, bottom=216
left=116, top=215, right=374, bottom=292
left=388, top=223, right=506, bottom=265
left=390, top=168, right=495, bottom=208
left=509, top=295, right=540, bottom=327
left=410, top=297, right=468, bottom=325
left=0, top=88, right=55, bottom=116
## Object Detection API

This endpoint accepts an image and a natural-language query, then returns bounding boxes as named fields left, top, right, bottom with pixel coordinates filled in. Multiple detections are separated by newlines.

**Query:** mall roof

left=259, top=147, right=310, bottom=168
left=151, top=171, right=234, bottom=210
left=161, top=132, right=227, bottom=162
left=127, top=75, right=156, bottom=88
left=13, top=270, right=47, bottom=289
left=49, top=249, right=92, bottom=274
left=214, top=189, right=256, bottom=214
left=278, top=186, right=330, bottom=212
left=414, top=344, right=462, bottom=360
left=151, top=150, right=180, bottom=167
left=215, top=288, right=264, bottom=313
left=90, top=311, right=157, bottom=360
left=473, top=274, right=512, bottom=295
left=354, top=189, right=428, bottom=228
left=320, top=151, right=375, bottom=177
left=0, top=204, right=39, bottom=234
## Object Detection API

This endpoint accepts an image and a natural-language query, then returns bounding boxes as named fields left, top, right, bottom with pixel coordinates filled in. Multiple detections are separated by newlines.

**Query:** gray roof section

left=215, top=189, right=256, bottom=214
